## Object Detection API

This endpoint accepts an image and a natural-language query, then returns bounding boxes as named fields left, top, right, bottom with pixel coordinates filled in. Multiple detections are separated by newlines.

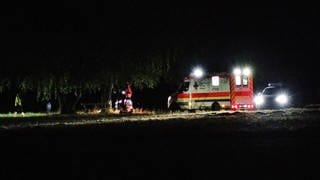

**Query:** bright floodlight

left=276, top=94, right=288, bottom=105
left=193, top=67, right=204, bottom=78
left=254, top=95, right=264, bottom=105
left=233, top=68, right=241, bottom=75
left=243, top=68, right=251, bottom=76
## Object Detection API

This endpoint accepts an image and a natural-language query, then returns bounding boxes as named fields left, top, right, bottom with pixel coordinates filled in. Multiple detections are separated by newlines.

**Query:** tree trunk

left=71, top=93, right=82, bottom=113
left=100, top=85, right=108, bottom=113
left=57, top=95, right=62, bottom=114
left=58, top=93, right=80, bottom=114
left=107, top=82, right=114, bottom=109
left=58, top=94, right=72, bottom=114
left=101, top=76, right=114, bottom=113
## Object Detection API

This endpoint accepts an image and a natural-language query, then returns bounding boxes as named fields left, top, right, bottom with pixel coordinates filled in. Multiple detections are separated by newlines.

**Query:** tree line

left=0, top=44, right=187, bottom=114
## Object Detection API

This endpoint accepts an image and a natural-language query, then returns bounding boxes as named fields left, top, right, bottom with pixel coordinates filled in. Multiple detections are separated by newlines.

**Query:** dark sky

left=1, top=2, right=320, bottom=104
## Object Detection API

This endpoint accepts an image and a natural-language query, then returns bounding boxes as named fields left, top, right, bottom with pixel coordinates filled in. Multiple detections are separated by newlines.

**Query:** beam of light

left=192, top=67, right=204, bottom=78
left=233, top=68, right=241, bottom=75
left=243, top=67, right=251, bottom=76
left=254, top=95, right=264, bottom=105
left=276, top=94, right=288, bottom=105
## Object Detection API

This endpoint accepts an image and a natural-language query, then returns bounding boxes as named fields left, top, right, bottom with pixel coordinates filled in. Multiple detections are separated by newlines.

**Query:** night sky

left=1, top=1, right=320, bottom=109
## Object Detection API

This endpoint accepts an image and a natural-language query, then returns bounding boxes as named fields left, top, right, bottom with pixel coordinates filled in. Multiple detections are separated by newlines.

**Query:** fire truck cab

left=168, top=67, right=254, bottom=111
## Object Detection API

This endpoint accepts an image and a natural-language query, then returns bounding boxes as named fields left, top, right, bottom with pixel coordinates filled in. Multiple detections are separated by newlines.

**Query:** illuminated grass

left=0, top=112, right=48, bottom=118
left=0, top=108, right=319, bottom=131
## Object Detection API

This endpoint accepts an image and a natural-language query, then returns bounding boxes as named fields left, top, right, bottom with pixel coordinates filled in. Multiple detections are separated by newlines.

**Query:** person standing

left=14, top=93, right=24, bottom=116
left=123, top=83, right=133, bottom=113
left=125, top=83, right=133, bottom=99
left=46, top=102, right=52, bottom=114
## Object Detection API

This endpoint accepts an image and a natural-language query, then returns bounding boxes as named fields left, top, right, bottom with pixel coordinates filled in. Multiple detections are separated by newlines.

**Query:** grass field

left=0, top=112, right=48, bottom=118
left=1, top=108, right=320, bottom=179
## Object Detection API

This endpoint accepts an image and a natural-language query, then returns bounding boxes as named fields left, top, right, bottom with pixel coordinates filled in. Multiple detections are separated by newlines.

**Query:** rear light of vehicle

left=231, top=104, right=254, bottom=110
left=231, top=104, right=238, bottom=110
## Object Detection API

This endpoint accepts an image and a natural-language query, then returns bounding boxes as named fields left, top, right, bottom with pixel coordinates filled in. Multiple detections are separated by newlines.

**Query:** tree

left=95, top=44, right=179, bottom=110
left=0, top=33, right=183, bottom=114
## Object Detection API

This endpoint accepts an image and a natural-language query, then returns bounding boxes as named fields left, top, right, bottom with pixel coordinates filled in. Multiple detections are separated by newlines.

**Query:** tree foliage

left=0, top=46, right=178, bottom=113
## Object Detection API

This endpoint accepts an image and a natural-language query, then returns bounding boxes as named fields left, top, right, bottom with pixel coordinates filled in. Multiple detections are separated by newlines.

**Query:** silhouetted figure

left=14, top=93, right=24, bottom=116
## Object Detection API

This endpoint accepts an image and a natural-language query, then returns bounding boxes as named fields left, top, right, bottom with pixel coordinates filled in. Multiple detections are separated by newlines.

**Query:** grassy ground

left=0, top=112, right=48, bottom=118
left=1, top=109, right=320, bottom=179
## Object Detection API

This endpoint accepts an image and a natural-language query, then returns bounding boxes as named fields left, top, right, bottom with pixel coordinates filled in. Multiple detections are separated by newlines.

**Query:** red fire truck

left=167, top=67, right=254, bottom=111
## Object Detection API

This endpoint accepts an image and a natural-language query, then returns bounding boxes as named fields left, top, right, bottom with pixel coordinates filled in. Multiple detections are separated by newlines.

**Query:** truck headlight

left=275, top=94, right=288, bottom=105
left=254, top=95, right=264, bottom=106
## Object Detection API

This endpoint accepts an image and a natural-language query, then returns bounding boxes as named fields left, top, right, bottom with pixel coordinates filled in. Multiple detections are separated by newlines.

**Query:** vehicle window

left=242, top=75, right=248, bottom=85
left=180, top=81, right=189, bottom=92
left=235, top=75, right=248, bottom=86
left=263, top=87, right=277, bottom=95
left=235, top=75, right=241, bottom=85
left=212, top=76, right=219, bottom=86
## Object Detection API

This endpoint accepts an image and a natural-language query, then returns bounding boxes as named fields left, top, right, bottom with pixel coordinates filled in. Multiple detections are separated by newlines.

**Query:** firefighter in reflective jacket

left=120, top=83, right=133, bottom=113
left=125, top=83, right=132, bottom=99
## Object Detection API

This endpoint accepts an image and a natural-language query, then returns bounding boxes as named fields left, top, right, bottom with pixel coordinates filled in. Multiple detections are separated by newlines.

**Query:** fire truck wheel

left=211, top=102, right=221, bottom=111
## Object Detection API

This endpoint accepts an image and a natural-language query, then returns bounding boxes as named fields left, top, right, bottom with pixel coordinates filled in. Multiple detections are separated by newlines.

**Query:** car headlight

left=254, top=95, right=264, bottom=105
left=275, top=94, right=288, bottom=105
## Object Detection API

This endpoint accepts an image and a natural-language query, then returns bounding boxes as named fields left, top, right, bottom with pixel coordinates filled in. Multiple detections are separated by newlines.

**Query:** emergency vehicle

left=167, top=67, right=254, bottom=111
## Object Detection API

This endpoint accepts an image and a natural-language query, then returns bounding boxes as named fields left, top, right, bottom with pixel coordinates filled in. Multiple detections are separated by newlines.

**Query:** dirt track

left=1, top=108, right=320, bottom=179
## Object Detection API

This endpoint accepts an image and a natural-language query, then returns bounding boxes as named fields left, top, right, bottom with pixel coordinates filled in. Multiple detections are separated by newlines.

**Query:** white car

left=254, top=83, right=291, bottom=109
